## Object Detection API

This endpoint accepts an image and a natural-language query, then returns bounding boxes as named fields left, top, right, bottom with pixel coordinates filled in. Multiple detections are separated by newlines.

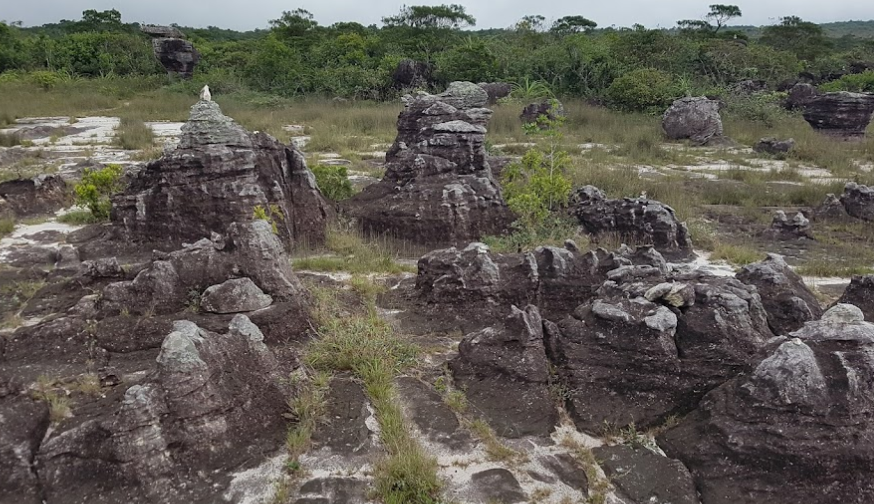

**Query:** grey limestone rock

left=662, top=96, right=726, bottom=145
left=200, top=277, right=273, bottom=314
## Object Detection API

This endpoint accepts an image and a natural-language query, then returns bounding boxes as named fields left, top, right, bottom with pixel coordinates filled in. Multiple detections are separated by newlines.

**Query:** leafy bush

left=312, top=164, right=354, bottom=201
left=73, top=164, right=124, bottom=220
left=820, top=70, right=874, bottom=93
left=722, top=91, right=791, bottom=127
left=605, top=68, right=679, bottom=113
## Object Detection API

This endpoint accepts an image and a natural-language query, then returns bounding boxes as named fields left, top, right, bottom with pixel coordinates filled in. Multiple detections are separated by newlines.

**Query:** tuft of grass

left=293, top=227, right=416, bottom=274
left=558, top=433, right=610, bottom=504
left=58, top=210, right=101, bottom=225
left=285, top=369, right=331, bottom=459
left=468, top=419, right=522, bottom=462
left=71, top=374, right=102, bottom=396
left=795, top=259, right=874, bottom=278
left=443, top=389, right=468, bottom=414
left=709, top=243, right=763, bottom=266
left=0, top=131, right=22, bottom=147
left=0, top=217, right=14, bottom=238
left=31, top=376, right=72, bottom=424
left=114, top=116, right=155, bottom=150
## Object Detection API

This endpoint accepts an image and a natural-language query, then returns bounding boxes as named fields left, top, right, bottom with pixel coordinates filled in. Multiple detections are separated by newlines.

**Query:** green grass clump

left=293, top=227, right=416, bottom=274
left=57, top=210, right=101, bottom=225
left=0, top=217, right=14, bottom=237
left=114, top=116, right=154, bottom=150
left=796, top=258, right=874, bottom=278
left=285, top=370, right=331, bottom=459
left=709, top=243, right=763, bottom=266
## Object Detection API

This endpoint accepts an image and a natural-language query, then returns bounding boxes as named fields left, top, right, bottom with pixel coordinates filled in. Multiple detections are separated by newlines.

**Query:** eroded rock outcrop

left=141, top=25, right=200, bottom=78
left=785, top=83, right=818, bottom=110
left=762, top=210, right=813, bottom=240
left=592, top=445, right=700, bottom=504
left=392, top=59, right=433, bottom=89
left=450, top=305, right=558, bottom=438
left=37, top=316, right=290, bottom=504
left=478, top=82, right=512, bottom=104
left=753, top=137, right=795, bottom=155
left=570, top=186, right=694, bottom=260
left=546, top=270, right=773, bottom=430
left=0, top=175, right=69, bottom=217
left=837, top=275, right=874, bottom=320
left=520, top=99, right=565, bottom=126
left=662, top=97, right=726, bottom=145
left=659, top=304, right=874, bottom=504
left=0, top=381, right=50, bottom=504
left=801, top=91, right=874, bottom=138
left=840, top=182, right=874, bottom=221
left=344, top=82, right=513, bottom=244
left=112, top=100, right=331, bottom=249
left=736, top=254, right=823, bottom=334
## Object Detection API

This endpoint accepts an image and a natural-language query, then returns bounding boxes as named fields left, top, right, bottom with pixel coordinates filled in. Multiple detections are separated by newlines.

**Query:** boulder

left=520, top=99, right=566, bottom=127
left=837, top=275, right=874, bottom=320
left=662, top=97, right=726, bottom=145
left=200, top=277, right=273, bottom=314
left=344, top=82, right=514, bottom=245
left=813, top=192, right=850, bottom=220
left=478, top=82, right=512, bottom=104
left=547, top=271, right=773, bottom=430
left=840, top=182, right=874, bottom=221
left=449, top=305, right=559, bottom=438
left=112, top=100, right=331, bottom=249
left=0, top=390, right=50, bottom=504
left=141, top=25, right=199, bottom=78
left=753, top=137, right=795, bottom=155
left=785, top=83, right=818, bottom=110
left=392, top=59, right=432, bottom=89
left=733, top=79, right=767, bottom=94
left=736, top=254, right=823, bottom=334
left=101, top=221, right=304, bottom=316
left=801, top=91, right=874, bottom=138
left=0, top=175, right=69, bottom=217
left=570, top=185, right=694, bottom=260
left=592, top=445, right=700, bottom=504
left=37, top=316, right=290, bottom=504
left=762, top=210, right=813, bottom=240
left=658, top=304, right=874, bottom=504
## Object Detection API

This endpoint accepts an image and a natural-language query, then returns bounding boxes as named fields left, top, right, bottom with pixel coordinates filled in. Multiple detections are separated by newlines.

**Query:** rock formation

left=141, top=25, right=200, bottom=78
left=112, top=99, right=331, bottom=250
left=662, top=97, right=726, bottom=145
left=837, top=274, right=874, bottom=320
left=478, top=82, right=512, bottom=104
left=762, top=210, right=813, bottom=240
left=546, top=270, right=773, bottom=430
left=813, top=192, right=851, bottom=220
left=0, top=175, right=69, bottom=217
left=0, top=380, right=49, bottom=504
left=344, top=82, right=514, bottom=245
left=785, top=83, right=818, bottom=110
left=801, top=91, right=874, bottom=138
left=753, top=137, right=795, bottom=155
left=450, top=305, right=559, bottom=437
left=570, top=186, right=694, bottom=260
left=37, top=316, right=291, bottom=504
left=840, top=182, right=874, bottom=221
left=392, top=59, right=432, bottom=89
left=592, top=445, right=700, bottom=504
left=736, top=254, right=823, bottom=334
left=520, top=99, right=566, bottom=127
left=659, top=304, right=874, bottom=504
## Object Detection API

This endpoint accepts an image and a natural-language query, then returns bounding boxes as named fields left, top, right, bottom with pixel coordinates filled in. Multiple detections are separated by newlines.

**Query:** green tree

left=706, top=5, right=742, bottom=33
left=605, top=68, right=678, bottom=113
left=550, top=16, right=597, bottom=35
left=270, top=9, right=319, bottom=40
left=382, top=4, right=475, bottom=29
left=761, top=16, right=832, bottom=61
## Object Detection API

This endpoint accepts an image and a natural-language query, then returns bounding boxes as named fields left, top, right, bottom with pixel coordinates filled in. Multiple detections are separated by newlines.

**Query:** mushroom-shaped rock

left=801, top=91, right=874, bottom=138
left=763, top=210, right=813, bottom=240
left=840, top=182, right=874, bottom=221
left=658, top=304, right=874, bottom=504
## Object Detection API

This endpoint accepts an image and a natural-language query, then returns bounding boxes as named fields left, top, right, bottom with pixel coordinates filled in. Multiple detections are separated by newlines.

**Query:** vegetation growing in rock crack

left=72, top=163, right=124, bottom=220
left=312, top=164, right=354, bottom=201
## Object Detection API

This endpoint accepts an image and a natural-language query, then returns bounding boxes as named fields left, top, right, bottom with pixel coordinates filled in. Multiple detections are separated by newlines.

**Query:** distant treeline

left=1, top=5, right=873, bottom=112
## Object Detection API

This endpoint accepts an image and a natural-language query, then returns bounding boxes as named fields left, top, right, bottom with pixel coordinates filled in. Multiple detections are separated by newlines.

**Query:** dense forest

left=1, top=5, right=874, bottom=112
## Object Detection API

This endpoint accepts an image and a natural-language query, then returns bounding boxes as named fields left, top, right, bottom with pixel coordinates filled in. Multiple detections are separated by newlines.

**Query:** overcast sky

left=4, top=0, right=873, bottom=31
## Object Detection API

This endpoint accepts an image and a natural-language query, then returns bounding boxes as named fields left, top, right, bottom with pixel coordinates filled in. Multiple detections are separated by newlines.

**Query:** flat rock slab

left=311, top=378, right=373, bottom=455
left=295, top=477, right=369, bottom=504
left=539, top=453, right=589, bottom=494
left=201, top=277, right=273, bottom=314
left=397, top=377, right=472, bottom=450
left=469, top=468, right=527, bottom=503
left=593, top=445, right=700, bottom=504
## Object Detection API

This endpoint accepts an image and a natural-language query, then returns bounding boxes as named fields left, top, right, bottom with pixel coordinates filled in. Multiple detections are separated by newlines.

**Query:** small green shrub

left=253, top=204, right=283, bottom=234
left=605, top=68, right=678, bottom=114
left=820, top=70, right=874, bottom=93
left=723, top=91, right=791, bottom=127
left=57, top=210, right=100, bottom=225
left=312, top=164, right=354, bottom=201
left=113, top=117, right=154, bottom=150
left=73, top=164, right=124, bottom=220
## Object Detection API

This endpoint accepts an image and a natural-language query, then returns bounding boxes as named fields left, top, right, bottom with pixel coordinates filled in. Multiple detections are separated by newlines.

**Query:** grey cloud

left=4, top=0, right=872, bottom=30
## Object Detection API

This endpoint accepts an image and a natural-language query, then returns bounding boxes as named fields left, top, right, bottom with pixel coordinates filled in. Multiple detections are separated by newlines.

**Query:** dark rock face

left=659, top=304, right=874, bottom=504
left=101, top=221, right=304, bottom=316
left=200, top=277, right=273, bottom=314
left=311, top=378, right=373, bottom=455
left=785, top=83, right=819, bottom=110
left=141, top=25, right=199, bottom=78
left=37, top=316, right=290, bottom=504
left=112, top=100, right=331, bottom=249
left=762, top=210, right=813, bottom=240
left=392, top=59, right=432, bottom=89
left=344, top=82, right=513, bottom=245
left=449, top=305, right=559, bottom=438
left=547, top=271, right=773, bottom=431
left=813, top=192, right=851, bottom=220
left=570, top=186, right=694, bottom=261
left=662, top=97, right=725, bottom=145
left=478, top=82, right=512, bottom=104
left=592, top=445, right=700, bottom=504
left=469, top=468, right=527, bottom=503
left=520, top=99, right=566, bottom=126
left=397, top=378, right=472, bottom=449
left=801, top=91, right=874, bottom=138
left=840, top=182, right=874, bottom=221
left=838, top=275, right=874, bottom=320
left=0, top=390, right=50, bottom=504
left=0, top=175, right=68, bottom=217
left=753, top=137, right=795, bottom=155
left=736, top=254, right=823, bottom=334
left=295, top=477, right=368, bottom=504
